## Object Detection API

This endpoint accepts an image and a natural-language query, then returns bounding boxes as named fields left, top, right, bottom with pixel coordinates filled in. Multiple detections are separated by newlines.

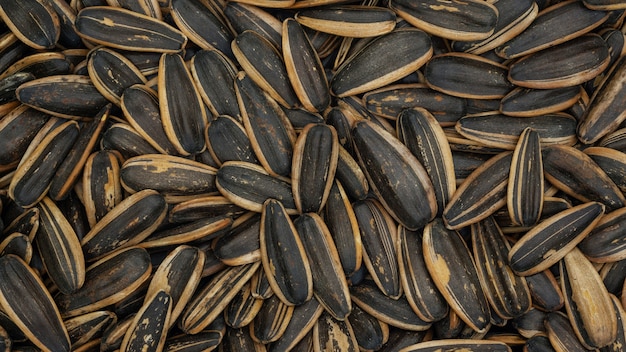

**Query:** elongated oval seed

left=0, top=255, right=70, bottom=352
left=0, top=0, right=60, bottom=50
left=260, top=198, right=312, bottom=306
left=352, top=119, right=437, bottom=230
left=423, top=218, right=490, bottom=333
left=508, top=202, right=605, bottom=276
left=507, top=128, right=543, bottom=227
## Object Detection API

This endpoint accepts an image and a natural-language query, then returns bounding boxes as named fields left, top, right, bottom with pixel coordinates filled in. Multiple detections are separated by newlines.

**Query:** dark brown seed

left=145, top=245, right=205, bottom=328
left=233, top=30, right=299, bottom=108
left=331, top=29, right=432, bottom=97
left=169, top=195, right=245, bottom=223
left=120, top=154, right=217, bottom=196
left=141, top=215, right=232, bottom=249
left=399, top=339, right=511, bottom=352
left=180, top=261, right=261, bottom=334
left=9, top=119, right=79, bottom=208
left=270, top=297, right=324, bottom=352
left=507, top=128, right=544, bottom=227
left=75, top=6, right=187, bottom=52
left=49, top=104, right=110, bottom=201
left=64, top=311, right=116, bottom=350
left=16, top=75, right=109, bottom=119
left=313, top=311, right=359, bottom=352
left=283, top=18, right=330, bottom=112
left=398, top=226, right=448, bottom=323
left=235, top=72, right=296, bottom=177
left=214, top=213, right=261, bottom=266
left=158, top=53, right=208, bottom=155
left=508, top=34, right=610, bottom=89
left=363, top=83, right=467, bottom=126
left=0, top=255, right=69, bottom=351
left=100, top=123, right=161, bottom=159
left=545, top=312, right=590, bottom=352
left=55, top=246, right=152, bottom=318
left=190, top=49, right=240, bottom=118
left=205, top=115, right=259, bottom=166
left=389, top=0, right=498, bottom=41
left=87, top=47, right=146, bottom=105
left=500, top=86, right=581, bottom=117
left=260, top=198, right=312, bottom=306
left=120, top=290, right=172, bottom=352
left=323, top=181, right=362, bottom=276
left=508, top=202, right=605, bottom=276
left=0, top=0, right=60, bottom=49
left=0, top=105, right=49, bottom=171
left=443, top=152, right=512, bottom=229
left=455, top=112, right=577, bottom=150
left=578, top=55, right=626, bottom=144
left=170, top=0, right=234, bottom=58
left=525, top=269, right=564, bottom=312
left=224, top=2, right=282, bottom=49
left=496, top=0, right=609, bottom=59
left=121, top=84, right=178, bottom=155
left=350, top=279, right=431, bottom=332
left=36, top=197, right=85, bottom=295
left=292, top=123, right=338, bottom=213
left=294, top=213, right=351, bottom=321
left=353, top=199, right=401, bottom=299
left=471, top=217, right=532, bottom=319
left=542, top=144, right=625, bottom=211
left=424, top=53, right=514, bottom=99
left=335, top=146, right=369, bottom=201
left=397, top=107, right=456, bottom=216
left=250, top=294, right=294, bottom=344
left=423, top=218, right=491, bottom=333
left=295, top=6, right=395, bottom=38
left=585, top=146, right=626, bottom=195
left=352, top=119, right=437, bottom=230
left=80, top=189, right=167, bottom=261
left=225, top=283, right=263, bottom=328
left=82, top=150, right=122, bottom=228
left=579, top=206, right=626, bottom=263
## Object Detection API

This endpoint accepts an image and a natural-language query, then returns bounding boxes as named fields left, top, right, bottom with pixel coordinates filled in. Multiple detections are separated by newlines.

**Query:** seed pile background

left=0, top=0, right=625, bottom=351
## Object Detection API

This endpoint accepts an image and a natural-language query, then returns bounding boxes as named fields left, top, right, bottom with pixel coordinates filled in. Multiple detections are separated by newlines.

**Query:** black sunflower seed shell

left=389, top=0, right=498, bottom=41
left=82, top=150, right=122, bottom=228
left=55, top=246, right=152, bottom=318
left=164, top=330, right=223, bottom=352
left=542, top=144, right=625, bottom=211
left=397, top=107, right=456, bottom=216
left=350, top=279, right=431, bottom=332
left=141, top=215, right=232, bottom=249
left=578, top=55, right=626, bottom=144
left=496, top=0, right=609, bottom=59
left=120, top=290, right=172, bottom=352
left=471, top=217, right=532, bottom=319
left=399, top=339, right=511, bottom=352
left=80, top=189, right=167, bottom=261
left=0, top=105, right=49, bottom=170
left=443, top=152, right=512, bottom=229
left=100, top=123, right=160, bottom=159
left=335, top=145, right=369, bottom=201
left=0, top=232, right=32, bottom=263
left=500, top=86, right=581, bottom=117
left=423, top=218, right=491, bottom=333
left=49, top=104, right=110, bottom=201
left=294, top=213, right=351, bottom=321
left=250, top=294, right=294, bottom=344
left=235, top=72, right=296, bottom=177
left=545, top=311, right=591, bottom=352
left=75, top=6, right=187, bottom=52
left=560, top=248, right=617, bottom=349
left=0, top=0, right=60, bottom=50
left=398, top=226, right=448, bottom=323
left=170, top=0, right=234, bottom=59
left=205, top=115, right=259, bottom=166
left=16, top=74, right=109, bottom=119
left=525, top=269, right=564, bottom=312
left=331, top=28, right=433, bottom=97
left=225, top=282, right=262, bottom=328
left=121, top=84, right=178, bottom=155
left=579, top=206, right=626, bottom=263
left=64, top=310, right=116, bottom=350
left=190, top=49, right=240, bottom=119
left=224, top=2, right=282, bottom=50
left=283, top=18, right=330, bottom=112
left=353, top=199, right=401, bottom=299
left=270, top=297, right=323, bottom=352
left=87, top=47, right=146, bottom=105
left=292, top=123, right=338, bottom=213
left=180, top=261, right=260, bottom=334
left=508, top=34, right=610, bottom=89
left=169, top=195, right=245, bottom=223
left=508, top=201, right=605, bottom=276
left=600, top=295, right=626, bottom=352
left=424, top=53, right=514, bottom=99
left=586, top=146, right=626, bottom=198
left=261, top=198, right=312, bottom=306
left=352, top=119, right=437, bottom=230
left=313, top=311, right=359, bottom=352
left=9, top=119, right=79, bottom=208
left=36, top=197, right=85, bottom=295
left=120, top=154, right=217, bottom=195
left=213, top=213, right=261, bottom=266
left=363, top=83, right=467, bottom=126
left=233, top=30, right=298, bottom=108
left=158, top=53, right=208, bottom=156
left=0, top=255, right=69, bottom=352
left=295, top=5, right=395, bottom=38
left=507, top=127, right=544, bottom=227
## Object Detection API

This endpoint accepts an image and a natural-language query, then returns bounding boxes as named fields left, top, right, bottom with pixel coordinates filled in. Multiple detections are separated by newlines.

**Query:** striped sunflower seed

left=0, top=0, right=60, bottom=50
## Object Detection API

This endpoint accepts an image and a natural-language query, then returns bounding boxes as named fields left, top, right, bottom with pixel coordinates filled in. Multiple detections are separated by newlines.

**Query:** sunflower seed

left=0, top=0, right=60, bottom=50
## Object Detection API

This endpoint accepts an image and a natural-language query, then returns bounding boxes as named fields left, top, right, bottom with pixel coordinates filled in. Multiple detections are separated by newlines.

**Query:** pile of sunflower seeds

left=1, top=0, right=626, bottom=350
